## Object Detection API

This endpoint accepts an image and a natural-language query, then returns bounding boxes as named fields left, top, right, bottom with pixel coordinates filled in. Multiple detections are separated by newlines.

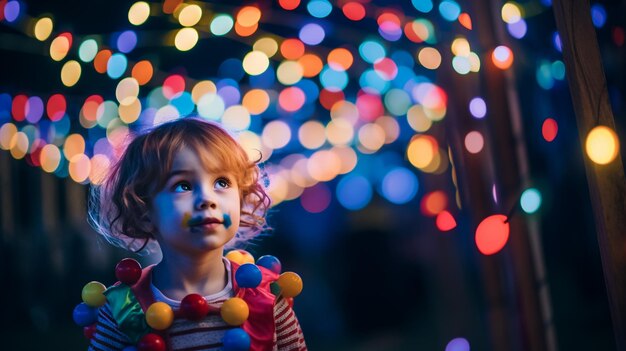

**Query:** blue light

left=590, top=4, right=606, bottom=28
left=439, top=0, right=461, bottom=21
left=520, top=188, right=542, bottom=214
left=380, top=167, right=419, bottom=204
left=218, top=58, right=245, bottom=81
left=0, top=93, right=12, bottom=122
left=536, top=62, right=554, bottom=90
left=411, top=0, right=433, bottom=13
left=295, top=79, right=319, bottom=104
left=552, top=32, right=562, bottom=52
left=445, top=338, right=470, bottom=351
left=116, top=30, right=138, bottom=54
left=337, top=175, right=372, bottom=210
left=307, top=0, right=332, bottom=18
left=320, top=66, right=349, bottom=92
left=359, top=40, right=386, bottom=64
left=551, top=60, right=565, bottom=80
left=299, top=23, right=325, bottom=45
left=360, top=69, right=390, bottom=94
left=249, top=66, right=276, bottom=88
left=107, top=53, right=128, bottom=79
left=391, top=50, right=414, bottom=68
left=507, top=19, right=527, bottom=39
left=171, top=92, right=194, bottom=117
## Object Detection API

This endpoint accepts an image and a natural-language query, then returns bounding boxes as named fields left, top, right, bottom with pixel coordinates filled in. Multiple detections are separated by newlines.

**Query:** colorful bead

left=145, top=302, right=174, bottom=330
left=220, top=297, right=249, bottom=326
left=225, top=249, right=255, bottom=265
left=73, top=302, right=98, bottom=327
left=115, top=258, right=142, bottom=285
left=256, top=255, right=282, bottom=274
left=222, top=328, right=251, bottom=351
left=137, top=333, right=166, bottom=351
left=82, top=281, right=107, bottom=307
left=235, top=263, right=262, bottom=288
left=276, top=272, right=303, bottom=298
left=83, top=324, right=97, bottom=339
left=180, top=293, right=210, bottom=321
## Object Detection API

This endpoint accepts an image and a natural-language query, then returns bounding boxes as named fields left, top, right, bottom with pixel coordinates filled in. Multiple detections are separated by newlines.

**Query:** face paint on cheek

left=182, top=212, right=192, bottom=228
left=223, top=213, right=232, bottom=229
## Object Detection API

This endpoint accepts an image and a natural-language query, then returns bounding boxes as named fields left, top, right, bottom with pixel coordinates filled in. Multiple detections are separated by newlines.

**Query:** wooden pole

left=552, top=0, right=626, bottom=349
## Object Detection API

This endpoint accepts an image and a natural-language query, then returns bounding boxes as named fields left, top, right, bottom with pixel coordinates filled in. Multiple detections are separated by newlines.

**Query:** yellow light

left=326, top=119, right=354, bottom=146
left=222, top=105, right=251, bottom=131
left=69, top=154, right=91, bottom=183
left=308, top=150, right=341, bottom=182
left=407, top=105, right=432, bottom=132
left=468, top=52, right=481, bottom=72
left=242, top=89, right=270, bottom=115
left=40, top=144, right=61, bottom=173
left=451, top=37, right=470, bottom=56
left=586, top=126, right=619, bottom=165
left=61, top=60, right=82, bottom=87
left=407, top=134, right=437, bottom=169
left=128, top=1, right=151, bottom=25
left=290, top=158, right=316, bottom=188
left=329, top=101, right=359, bottom=125
left=9, top=132, right=29, bottom=159
left=174, top=28, right=199, bottom=51
left=253, top=37, right=279, bottom=57
left=178, top=4, right=202, bottom=27
left=119, top=98, right=142, bottom=124
left=417, top=47, right=441, bottom=70
left=50, top=35, right=70, bottom=61
left=358, top=123, right=385, bottom=152
left=262, top=120, right=291, bottom=149
left=64, top=133, right=86, bottom=160
left=276, top=61, right=303, bottom=85
left=116, top=77, right=140, bottom=106
left=242, top=51, right=269, bottom=76
left=237, top=6, right=261, bottom=27
left=191, top=80, right=217, bottom=103
left=298, top=121, right=326, bottom=149
left=34, top=17, right=54, bottom=41
left=0, top=123, right=18, bottom=150
left=502, top=2, right=522, bottom=24
left=267, top=171, right=289, bottom=205
left=236, top=131, right=264, bottom=162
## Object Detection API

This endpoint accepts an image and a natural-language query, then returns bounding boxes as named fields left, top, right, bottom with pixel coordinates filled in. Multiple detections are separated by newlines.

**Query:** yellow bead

left=82, top=281, right=107, bottom=307
left=220, top=297, right=249, bottom=326
left=225, top=250, right=255, bottom=265
left=276, top=272, right=303, bottom=298
left=146, top=302, right=174, bottom=330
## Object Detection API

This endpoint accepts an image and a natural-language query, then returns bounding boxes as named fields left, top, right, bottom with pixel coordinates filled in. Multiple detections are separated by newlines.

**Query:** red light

left=542, top=118, right=558, bottom=142
left=475, top=214, right=509, bottom=255
left=342, top=2, right=366, bottom=21
left=47, top=94, right=67, bottom=121
left=162, top=74, right=185, bottom=100
left=436, top=211, right=457, bottom=232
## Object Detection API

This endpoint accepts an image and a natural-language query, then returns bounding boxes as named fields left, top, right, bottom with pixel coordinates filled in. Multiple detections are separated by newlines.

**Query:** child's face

left=150, top=146, right=241, bottom=257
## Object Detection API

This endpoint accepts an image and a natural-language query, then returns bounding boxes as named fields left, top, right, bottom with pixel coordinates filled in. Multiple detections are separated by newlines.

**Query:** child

left=83, top=118, right=306, bottom=351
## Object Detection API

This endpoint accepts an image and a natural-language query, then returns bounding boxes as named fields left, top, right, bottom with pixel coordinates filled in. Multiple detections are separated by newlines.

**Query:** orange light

left=298, top=54, right=323, bottom=77
left=131, top=60, right=153, bottom=85
left=421, top=190, right=448, bottom=216
left=93, top=50, right=112, bottom=74
left=458, top=13, right=472, bottom=30
left=491, top=46, right=514, bottom=70
left=280, top=39, right=305, bottom=60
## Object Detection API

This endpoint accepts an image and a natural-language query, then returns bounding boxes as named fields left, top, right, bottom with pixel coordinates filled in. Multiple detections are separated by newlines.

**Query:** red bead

left=115, top=258, right=142, bottom=285
left=180, top=293, right=210, bottom=320
left=83, top=324, right=97, bottom=339
left=137, top=333, right=166, bottom=351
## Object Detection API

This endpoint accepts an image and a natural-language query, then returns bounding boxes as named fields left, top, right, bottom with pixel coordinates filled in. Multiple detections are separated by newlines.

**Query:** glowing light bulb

left=585, top=126, right=619, bottom=165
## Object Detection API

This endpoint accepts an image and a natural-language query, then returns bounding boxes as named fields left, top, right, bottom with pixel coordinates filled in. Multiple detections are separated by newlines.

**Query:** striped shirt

left=88, top=260, right=306, bottom=351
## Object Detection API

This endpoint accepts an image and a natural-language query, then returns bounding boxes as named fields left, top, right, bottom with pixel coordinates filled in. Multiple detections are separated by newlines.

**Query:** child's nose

left=195, top=188, right=217, bottom=210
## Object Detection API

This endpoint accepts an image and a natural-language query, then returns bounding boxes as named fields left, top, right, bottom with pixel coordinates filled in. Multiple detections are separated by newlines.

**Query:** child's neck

left=152, top=249, right=228, bottom=301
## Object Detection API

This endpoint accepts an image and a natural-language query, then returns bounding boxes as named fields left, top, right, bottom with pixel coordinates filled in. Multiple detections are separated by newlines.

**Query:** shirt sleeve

left=273, top=296, right=307, bottom=351
left=88, top=303, right=133, bottom=351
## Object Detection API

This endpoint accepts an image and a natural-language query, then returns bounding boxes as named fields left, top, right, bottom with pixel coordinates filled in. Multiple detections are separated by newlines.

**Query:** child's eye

left=215, top=177, right=231, bottom=189
left=173, top=181, right=192, bottom=193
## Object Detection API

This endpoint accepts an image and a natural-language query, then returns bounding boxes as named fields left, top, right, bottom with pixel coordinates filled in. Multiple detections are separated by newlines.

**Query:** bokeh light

left=475, top=214, right=510, bottom=255
left=380, top=167, right=419, bottom=204
left=520, top=188, right=542, bottom=214
left=585, top=126, right=619, bottom=165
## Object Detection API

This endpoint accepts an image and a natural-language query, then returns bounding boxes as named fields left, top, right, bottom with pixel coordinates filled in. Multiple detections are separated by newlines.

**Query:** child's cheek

left=181, top=212, right=192, bottom=228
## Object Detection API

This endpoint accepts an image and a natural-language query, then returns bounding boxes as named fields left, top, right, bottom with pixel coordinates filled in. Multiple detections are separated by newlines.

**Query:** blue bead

left=235, top=263, right=262, bottom=288
left=256, top=255, right=282, bottom=274
left=73, top=302, right=98, bottom=327
left=223, top=328, right=251, bottom=351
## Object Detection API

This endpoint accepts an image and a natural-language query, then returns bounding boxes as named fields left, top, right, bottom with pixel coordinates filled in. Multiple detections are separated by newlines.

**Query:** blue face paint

left=223, top=213, right=232, bottom=229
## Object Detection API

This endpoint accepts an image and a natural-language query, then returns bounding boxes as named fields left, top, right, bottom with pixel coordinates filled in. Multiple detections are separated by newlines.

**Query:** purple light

left=93, top=137, right=113, bottom=157
left=25, top=96, right=44, bottom=123
left=552, top=32, right=562, bottom=52
left=469, top=97, right=486, bottom=118
left=507, top=19, right=527, bottom=39
left=300, top=182, right=331, bottom=213
left=445, top=337, right=470, bottom=351
left=378, top=21, right=402, bottom=41
left=299, top=23, right=325, bottom=45
left=217, top=86, right=241, bottom=107
left=4, top=1, right=20, bottom=22
left=117, top=30, right=138, bottom=54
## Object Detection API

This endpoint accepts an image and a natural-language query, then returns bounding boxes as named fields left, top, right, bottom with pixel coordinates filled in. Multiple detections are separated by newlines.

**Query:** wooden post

left=553, top=0, right=626, bottom=349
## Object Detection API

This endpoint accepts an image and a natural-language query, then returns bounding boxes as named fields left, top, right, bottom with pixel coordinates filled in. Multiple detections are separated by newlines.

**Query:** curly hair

left=88, top=117, right=271, bottom=253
